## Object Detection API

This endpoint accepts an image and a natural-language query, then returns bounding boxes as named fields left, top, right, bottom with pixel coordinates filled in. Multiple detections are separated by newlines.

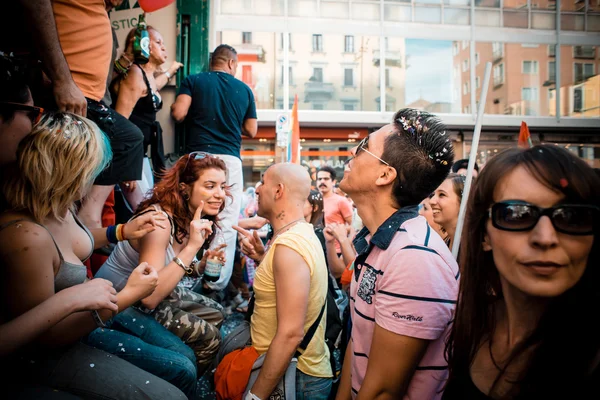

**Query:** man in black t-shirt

left=171, top=44, right=257, bottom=293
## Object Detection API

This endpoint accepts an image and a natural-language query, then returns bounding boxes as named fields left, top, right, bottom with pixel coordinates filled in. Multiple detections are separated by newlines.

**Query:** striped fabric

left=349, top=208, right=459, bottom=399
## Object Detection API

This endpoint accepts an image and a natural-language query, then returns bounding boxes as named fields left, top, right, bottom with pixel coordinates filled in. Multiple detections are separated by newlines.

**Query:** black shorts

left=86, top=99, right=144, bottom=185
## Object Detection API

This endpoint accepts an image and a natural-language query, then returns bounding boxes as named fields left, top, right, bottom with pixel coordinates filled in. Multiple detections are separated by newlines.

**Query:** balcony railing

left=492, top=46, right=504, bottom=62
left=573, top=46, right=596, bottom=59
left=234, top=44, right=266, bottom=63
left=304, top=81, right=334, bottom=102
left=372, top=50, right=402, bottom=67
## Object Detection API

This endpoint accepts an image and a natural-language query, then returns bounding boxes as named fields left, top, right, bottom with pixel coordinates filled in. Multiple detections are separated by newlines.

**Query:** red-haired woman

left=95, top=152, right=229, bottom=373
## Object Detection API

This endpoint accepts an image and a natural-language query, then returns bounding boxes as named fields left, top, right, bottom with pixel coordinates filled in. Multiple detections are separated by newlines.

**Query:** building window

left=344, top=69, right=354, bottom=86
left=279, top=33, right=292, bottom=50
left=464, top=105, right=470, bottom=114
left=573, top=86, right=583, bottom=112
left=385, top=102, right=395, bottom=112
left=313, top=104, right=324, bottom=110
left=462, top=59, right=469, bottom=72
left=312, top=67, right=323, bottom=83
left=574, top=63, right=595, bottom=83
left=385, top=69, right=391, bottom=88
left=492, top=42, right=503, bottom=59
left=312, top=34, right=323, bottom=52
left=453, top=42, right=459, bottom=56
left=493, top=63, right=505, bottom=86
left=548, top=61, right=556, bottom=82
left=343, top=103, right=355, bottom=111
left=461, top=40, right=469, bottom=50
left=280, top=65, right=294, bottom=85
left=344, top=36, right=354, bottom=53
left=522, top=87, right=538, bottom=102
left=522, top=61, right=539, bottom=74
left=242, top=32, right=252, bottom=44
left=475, top=76, right=480, bottom=89
left=475, top=53, right=480, bottom=65
left=463, top=82, right=470, bottom=95
left=548, top=44, right=556, bottom=57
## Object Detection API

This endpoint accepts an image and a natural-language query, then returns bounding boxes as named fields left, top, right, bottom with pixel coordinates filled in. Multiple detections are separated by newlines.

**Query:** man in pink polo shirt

left=336, top=108, right=459, bottom=400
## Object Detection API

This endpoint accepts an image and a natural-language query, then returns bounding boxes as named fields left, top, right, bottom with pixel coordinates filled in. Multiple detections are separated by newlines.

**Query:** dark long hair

left=445, top=145, right=600, bottom=398
left=307, top=190, right=325, bottom=229
left=138, top=154, right=231, bottom=246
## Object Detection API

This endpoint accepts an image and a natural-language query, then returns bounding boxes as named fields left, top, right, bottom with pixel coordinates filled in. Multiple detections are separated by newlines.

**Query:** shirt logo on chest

left=357, top=265, right=380, bottom=305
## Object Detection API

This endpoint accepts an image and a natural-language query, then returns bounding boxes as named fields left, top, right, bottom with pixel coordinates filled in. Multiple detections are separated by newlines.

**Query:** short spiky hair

left=381, top=108, right=454, bottom=207
left=211, top=44, right=237, bottom=67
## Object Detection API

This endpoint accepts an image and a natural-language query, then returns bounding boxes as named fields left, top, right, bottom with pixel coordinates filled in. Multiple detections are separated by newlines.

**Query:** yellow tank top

left=250, top=222, right=331, bottom=378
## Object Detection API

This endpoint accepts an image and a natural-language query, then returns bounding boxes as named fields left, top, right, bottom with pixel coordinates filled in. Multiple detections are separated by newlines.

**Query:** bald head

left=268, top=163, right=311, bottom=202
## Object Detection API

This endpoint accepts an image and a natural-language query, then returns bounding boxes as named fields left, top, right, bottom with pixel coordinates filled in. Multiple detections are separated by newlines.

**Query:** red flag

left=290, top=95, right=300, bottom=164
left=518, top=121, right=533, bottom=149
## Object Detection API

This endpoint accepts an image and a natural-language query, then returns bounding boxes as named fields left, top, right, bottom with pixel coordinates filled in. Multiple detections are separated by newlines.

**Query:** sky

left=404, top=39, right=454, bottom=105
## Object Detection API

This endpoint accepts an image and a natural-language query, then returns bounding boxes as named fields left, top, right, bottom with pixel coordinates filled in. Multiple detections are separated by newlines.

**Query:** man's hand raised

left=233, top=225, right=265, bottom=264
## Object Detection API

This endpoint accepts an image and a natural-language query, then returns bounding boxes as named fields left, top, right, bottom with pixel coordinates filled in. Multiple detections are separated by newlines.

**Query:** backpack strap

left=244, top=294, right=326, bottom=359
left=294, top=301, right=326, bottom=358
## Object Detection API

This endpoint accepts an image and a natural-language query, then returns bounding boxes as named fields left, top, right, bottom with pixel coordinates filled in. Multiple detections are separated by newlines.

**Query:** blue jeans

left=85, top=308, right=197, bottom=398
left=296, top=370, right=332, bottom=400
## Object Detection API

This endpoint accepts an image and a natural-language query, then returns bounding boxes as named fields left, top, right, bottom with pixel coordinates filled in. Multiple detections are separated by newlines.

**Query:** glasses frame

left=182, top=151, right=210, bottom=172
left=489, top=201, right=599, bottom=236
left=0, top=102, right=44, bottom=124
left=356, top=136, right=390, bottom=166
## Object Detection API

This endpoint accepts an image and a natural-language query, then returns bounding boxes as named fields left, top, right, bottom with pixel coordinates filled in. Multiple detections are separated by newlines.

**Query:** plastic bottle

left=204, top=231, right=226, bottom=282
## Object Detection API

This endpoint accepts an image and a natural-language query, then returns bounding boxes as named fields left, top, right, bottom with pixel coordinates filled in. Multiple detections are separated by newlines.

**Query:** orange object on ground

left=214, top=346, right=259, bottom=400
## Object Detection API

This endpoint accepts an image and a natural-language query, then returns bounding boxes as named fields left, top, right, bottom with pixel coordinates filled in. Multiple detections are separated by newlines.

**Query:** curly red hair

left=138, top=153, right=231, bottom=245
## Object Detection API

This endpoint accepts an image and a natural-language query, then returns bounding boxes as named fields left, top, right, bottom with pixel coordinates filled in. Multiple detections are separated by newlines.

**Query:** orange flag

left=290, top=94, right=300, bottom=164
left=518, top=121, right=533, bottom=149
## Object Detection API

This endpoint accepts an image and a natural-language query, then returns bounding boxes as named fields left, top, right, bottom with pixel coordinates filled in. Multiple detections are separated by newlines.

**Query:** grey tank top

left=95, top=205, right=177, bottom=292
left=0, top=215, right=93, bottom=292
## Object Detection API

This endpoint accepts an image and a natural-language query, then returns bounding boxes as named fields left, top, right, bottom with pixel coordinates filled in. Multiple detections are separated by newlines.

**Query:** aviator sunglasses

left=182, top=151, right=210, bottom=171
left=0, top=102, right=44, bottom=124
left=489, top=201, right=599, bottom=236
left=355, top=136, right=390, bottom=166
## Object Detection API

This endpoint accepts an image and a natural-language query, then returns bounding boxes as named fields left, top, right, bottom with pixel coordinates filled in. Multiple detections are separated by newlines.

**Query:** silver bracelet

left=173, top=256, right=193, bottom=275
left=91, top=310, right=106, bottom=328
left=164, top=71, right=172, bottom=79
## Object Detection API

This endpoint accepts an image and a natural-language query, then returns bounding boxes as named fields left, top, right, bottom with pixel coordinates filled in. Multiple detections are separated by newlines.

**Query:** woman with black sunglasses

left=443, top=145, right=600, bottom=399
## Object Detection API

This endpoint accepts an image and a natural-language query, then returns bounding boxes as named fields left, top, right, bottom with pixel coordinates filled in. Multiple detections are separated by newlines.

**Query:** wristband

left=173, top=257, right=194, bottom=275
left=245, top=391, right=262, bottom=400
left=165, top=71, right=172, bottom=79
left=91, top=310, right=107, bottom=328
left=115, top=224, right=125, bottom=241
left=106, top=225, right=118, bottom=244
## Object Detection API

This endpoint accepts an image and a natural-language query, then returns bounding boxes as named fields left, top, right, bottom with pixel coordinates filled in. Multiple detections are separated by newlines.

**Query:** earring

left=183, top=192, right=190, bottom=201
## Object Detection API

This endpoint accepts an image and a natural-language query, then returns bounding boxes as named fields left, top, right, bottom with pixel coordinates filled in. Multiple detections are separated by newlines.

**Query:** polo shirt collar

left=353, top=205, right=419, bottom=253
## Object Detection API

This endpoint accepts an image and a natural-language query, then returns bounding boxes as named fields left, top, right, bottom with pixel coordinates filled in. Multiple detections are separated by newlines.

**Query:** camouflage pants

left=154, top=286, right=225, bottom=374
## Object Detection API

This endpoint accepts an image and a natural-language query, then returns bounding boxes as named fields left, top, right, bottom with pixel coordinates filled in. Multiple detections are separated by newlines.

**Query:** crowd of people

left=0, top=1, right=599, bottom=400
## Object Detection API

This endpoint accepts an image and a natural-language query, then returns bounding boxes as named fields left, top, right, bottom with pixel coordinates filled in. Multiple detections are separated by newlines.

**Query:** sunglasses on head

left=355, top=136, right=390, bottom=166
left=182, top=151, right=210, bottom=172
left=0, top=102, right=44, bottom=124
left=489, top=201, right=599, bottom=236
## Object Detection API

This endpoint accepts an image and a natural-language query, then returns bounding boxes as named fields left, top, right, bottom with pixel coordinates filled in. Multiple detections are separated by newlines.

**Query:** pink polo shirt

left=349, top=213, right=459, bottom=399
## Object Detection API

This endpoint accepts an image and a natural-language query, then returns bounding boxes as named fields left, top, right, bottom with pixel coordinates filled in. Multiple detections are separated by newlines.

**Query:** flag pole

left=451, top=62, right=492, bottom=260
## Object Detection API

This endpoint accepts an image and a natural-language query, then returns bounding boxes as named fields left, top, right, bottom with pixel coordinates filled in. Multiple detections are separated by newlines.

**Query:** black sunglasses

left=489, top=201, right=599, bottom=236
left=0, top=102, right=44, bottom=124
left=182, top=151, right=210, bottom=172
